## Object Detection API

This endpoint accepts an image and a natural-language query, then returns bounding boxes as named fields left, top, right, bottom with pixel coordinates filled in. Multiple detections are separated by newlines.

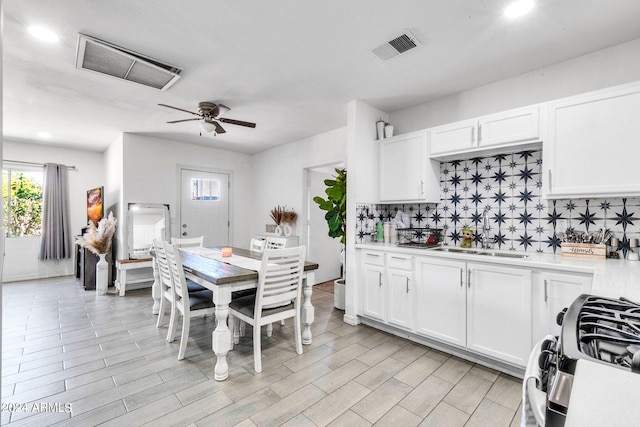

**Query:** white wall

left=250, top=127, right=347, bottom=242
left=120, top=133, right=253, bottom=259
left=104, top=135, right=124, bottom=260
left=390, top=37, right=640, bottom=133
left=2, top=140, right=105, bottom=282
left=344, top=100, right=387, bottom=325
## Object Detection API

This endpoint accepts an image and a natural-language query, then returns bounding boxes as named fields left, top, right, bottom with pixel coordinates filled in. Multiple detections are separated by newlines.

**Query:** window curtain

left=39, top=163, right=71, bottom=260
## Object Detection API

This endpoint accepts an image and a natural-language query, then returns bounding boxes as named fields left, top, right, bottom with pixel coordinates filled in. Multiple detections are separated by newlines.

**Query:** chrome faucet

left=481, top=209, right=492, bottom=249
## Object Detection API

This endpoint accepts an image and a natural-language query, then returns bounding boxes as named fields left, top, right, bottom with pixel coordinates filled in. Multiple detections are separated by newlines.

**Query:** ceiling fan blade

left=166, top=118, right=202, bottom=124
left=158, top=103, right=201, bottom=117
left=213, top=122, right=226, bottom=134
left=219, top=117, right=256, bottom=128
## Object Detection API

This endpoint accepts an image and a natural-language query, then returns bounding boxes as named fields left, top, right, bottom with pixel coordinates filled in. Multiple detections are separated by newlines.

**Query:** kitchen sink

left=428, top=246, right=529, bottom=259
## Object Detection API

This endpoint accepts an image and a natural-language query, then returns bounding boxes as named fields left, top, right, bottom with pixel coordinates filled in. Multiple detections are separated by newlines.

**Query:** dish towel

left=522, top=335, right=555, bottom=427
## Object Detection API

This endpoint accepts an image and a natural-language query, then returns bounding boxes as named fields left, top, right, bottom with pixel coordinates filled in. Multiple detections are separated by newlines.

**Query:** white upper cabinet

left=544, top=81, right=640, bottom=198
left=379, top=130, right=440, bottom=203
left=430, top=106, right=541, bottom=159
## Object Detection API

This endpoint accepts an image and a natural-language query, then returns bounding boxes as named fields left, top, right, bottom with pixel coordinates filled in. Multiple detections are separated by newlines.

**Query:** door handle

left=544, top=279, right=549, bottom=302
left=182, top=232, right=187, bottom=236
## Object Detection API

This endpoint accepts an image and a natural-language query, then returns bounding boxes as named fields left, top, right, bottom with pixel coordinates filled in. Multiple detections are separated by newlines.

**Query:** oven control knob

left=556, top=308, right=568, bottom=326
left=542, top=339, right=556, bottom=352
left=538, top=350, right=553, bottom=371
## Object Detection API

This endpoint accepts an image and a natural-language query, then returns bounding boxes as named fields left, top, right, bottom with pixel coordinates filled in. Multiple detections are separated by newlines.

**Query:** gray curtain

left=39, top=163, right=71, bottom=260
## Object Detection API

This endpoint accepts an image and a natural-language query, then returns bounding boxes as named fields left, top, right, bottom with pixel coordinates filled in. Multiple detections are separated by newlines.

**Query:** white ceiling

left=4, top=1, right=640, bottom=154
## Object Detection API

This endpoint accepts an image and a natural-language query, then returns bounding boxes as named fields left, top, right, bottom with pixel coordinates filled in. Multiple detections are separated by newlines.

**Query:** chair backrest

left=171, top=236, right=204, bottom=248
left=255, top=246, right=306, bottom=317
left=250, top=237, right=266, bottom=252
left=265, top=236, right=287, bottom=249
left=153, top=239, right=173, bottom=297
left=164, top=243, right=190, bottom=313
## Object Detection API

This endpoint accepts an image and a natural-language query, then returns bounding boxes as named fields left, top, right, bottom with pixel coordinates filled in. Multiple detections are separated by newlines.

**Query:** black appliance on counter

left=528, top=294, right=640, bottom=426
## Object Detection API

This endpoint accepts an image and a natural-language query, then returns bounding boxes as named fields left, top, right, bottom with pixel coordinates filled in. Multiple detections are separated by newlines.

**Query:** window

left=2, top=169, right=43, bottom=236
left=190, top=178, right=220, bottom=201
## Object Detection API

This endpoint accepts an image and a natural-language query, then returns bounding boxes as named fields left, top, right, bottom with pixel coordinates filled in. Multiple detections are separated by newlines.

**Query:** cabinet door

left=429, top=119, right=477, bottom=155
left=532, top=272, right=592, bottom=342
left=361, top=263, right=386, bottom=321
left=546, top=83, right=640, bottom=198
left=478, top=106, right=539, bottom=147
left=387, top=268, right=414, bottom=330
left=415, top=257, right=466, bottom=347
left=379, top=131, right=438, bottom=202
left=466, top=263, right=532, bottom=367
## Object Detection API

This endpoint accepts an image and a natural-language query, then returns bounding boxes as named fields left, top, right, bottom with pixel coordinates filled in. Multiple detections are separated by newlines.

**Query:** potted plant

left=313, top=168, right=347, bottom=309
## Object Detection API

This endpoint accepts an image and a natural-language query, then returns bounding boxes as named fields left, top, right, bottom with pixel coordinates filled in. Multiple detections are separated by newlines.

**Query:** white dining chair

left=153, top=240, right=212, bottom=330
left=250, top=237, right=266, bottom=253
left=165, top=242, right=216, bottom=360
left=229, top=246, right=306, bottom=373
left=171, top=235, right=204, bottom=248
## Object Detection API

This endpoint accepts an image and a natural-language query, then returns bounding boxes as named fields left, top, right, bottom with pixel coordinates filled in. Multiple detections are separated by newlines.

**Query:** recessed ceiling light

left=504, top=0, right=535, bottom=19
left=37, top=132, right=52, bottom=139
left=28, top=25, right=59, bottom=43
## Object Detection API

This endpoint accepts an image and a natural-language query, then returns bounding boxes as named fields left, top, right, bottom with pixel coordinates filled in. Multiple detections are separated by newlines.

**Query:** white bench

left=115, top=258, right=154, bottom=296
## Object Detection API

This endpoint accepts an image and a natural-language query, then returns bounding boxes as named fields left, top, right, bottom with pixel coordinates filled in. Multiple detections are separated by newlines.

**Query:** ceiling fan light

left=216, top=104, right=230, bottom=117
left=200, top=121, right=216, bottom=133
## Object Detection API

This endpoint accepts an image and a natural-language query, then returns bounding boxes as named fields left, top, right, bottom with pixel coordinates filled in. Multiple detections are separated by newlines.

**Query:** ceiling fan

left=159, top=102, right=256, bottom=135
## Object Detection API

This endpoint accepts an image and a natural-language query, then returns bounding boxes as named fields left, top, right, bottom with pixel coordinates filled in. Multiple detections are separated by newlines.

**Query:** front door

left=180, top=168, right=230, bottom=247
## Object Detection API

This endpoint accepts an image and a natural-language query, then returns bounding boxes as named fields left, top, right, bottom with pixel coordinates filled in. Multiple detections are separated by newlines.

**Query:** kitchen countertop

left=565, top=359, right=640, bottom=426
left=355, top=242, right=640, bottom=301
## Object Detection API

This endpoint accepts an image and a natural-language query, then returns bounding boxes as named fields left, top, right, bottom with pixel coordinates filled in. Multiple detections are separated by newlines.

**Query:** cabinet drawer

left=362, top=251, right=385, bottom=266
left=387, top=254, right=413, bottom=270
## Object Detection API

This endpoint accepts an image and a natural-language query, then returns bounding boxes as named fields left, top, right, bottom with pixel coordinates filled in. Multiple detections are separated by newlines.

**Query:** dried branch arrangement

left=270, top=205, right=297, bottom=225
left=76, top=211, right=117, bottom=255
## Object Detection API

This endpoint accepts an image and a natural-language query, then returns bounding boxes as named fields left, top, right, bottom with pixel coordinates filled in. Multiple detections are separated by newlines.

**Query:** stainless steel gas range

left=525, top=294, right=640, bottom=426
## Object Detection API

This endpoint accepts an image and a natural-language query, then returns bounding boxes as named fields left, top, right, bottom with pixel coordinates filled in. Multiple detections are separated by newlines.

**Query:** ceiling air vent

left=75, top=34, right=181, bottom=91
left=371, top=30, right=421, bottom=61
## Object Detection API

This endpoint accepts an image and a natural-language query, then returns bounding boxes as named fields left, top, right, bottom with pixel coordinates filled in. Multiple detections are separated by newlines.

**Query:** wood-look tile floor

left=2, top=277, right=523, bottom=426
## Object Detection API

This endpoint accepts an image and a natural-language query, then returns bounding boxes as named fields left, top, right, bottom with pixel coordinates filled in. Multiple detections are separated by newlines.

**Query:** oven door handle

left=525, top=377, right=547, bottom=427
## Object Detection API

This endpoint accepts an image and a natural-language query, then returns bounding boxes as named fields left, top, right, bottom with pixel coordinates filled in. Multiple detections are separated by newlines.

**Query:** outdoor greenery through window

left=2, top=169, right=43, bottom=236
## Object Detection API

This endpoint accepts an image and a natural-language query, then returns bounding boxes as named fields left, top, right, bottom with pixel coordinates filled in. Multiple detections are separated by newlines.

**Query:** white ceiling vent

left=372, top=30, right=421, bottom=61
left=75, top=34, right=182, bottom=91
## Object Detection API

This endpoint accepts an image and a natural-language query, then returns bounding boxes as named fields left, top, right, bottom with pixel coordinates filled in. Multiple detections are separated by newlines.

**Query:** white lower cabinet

left=415, top=257, right=466, bottom=347
left=387, top=254, right=414, bottom=330
left=532, top=271, right=592, bottom=342
left=465, top=263, right=532, bottom=367
left=360, top=251, right=386, bottom=321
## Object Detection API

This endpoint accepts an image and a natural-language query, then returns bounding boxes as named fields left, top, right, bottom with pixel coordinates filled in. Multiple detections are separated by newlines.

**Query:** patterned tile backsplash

left=357, top=149, right=640, bottom=256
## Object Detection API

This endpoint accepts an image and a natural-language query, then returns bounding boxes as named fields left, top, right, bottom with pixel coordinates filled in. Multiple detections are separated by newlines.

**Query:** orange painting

left=87, top=187, right=103, bottom=226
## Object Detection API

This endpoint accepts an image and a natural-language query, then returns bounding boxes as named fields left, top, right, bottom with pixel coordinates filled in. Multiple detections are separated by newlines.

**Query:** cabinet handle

left=478, top=124, right=482, bottom=143
left=467, top=269, right=471, bottom=288
left=420, top=180, right=424, bottom=195
left=544, top=279, right=548, bottom=302
left=406, top=276, right=410, bottom=293
left=391, top=256, right=406, bottom=260
left=368, top=253, right=381, bottom=257
left=471, top=127, right=475, bottom=144
left=378, top=272, right=382, bottom=287
left=460, top=268, right=463, bottom=287
left=548, top=170, right=552, bottom=192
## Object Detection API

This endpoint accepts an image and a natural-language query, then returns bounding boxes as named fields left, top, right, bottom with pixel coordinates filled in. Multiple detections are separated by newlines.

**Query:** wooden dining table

left=152, top=246, right=318, bottom=381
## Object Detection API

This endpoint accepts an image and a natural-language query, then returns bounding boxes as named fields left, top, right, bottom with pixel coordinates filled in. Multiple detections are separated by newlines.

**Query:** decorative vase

left=376, top=120, right=385, bottom=140
left=274, top=224, right=283, bottom=236
left=384, top=124, right=394, bottom=138
left=96, top=253, right=108, bottom=295
left=283, top=223, right=292, bottom=237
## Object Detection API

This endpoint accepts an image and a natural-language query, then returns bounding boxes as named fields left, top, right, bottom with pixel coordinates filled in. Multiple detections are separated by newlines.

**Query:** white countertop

left=565, top=359, right=640, bottom=427
left=355, top=242, right=640, bottom=301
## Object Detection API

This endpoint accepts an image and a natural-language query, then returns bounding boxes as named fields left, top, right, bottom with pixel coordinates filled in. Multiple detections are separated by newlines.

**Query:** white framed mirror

left=127, top=203, right=171, bottom=259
